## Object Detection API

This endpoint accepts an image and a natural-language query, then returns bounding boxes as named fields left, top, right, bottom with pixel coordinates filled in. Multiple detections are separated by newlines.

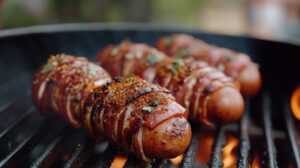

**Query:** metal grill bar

left=262, top=94, right=278, bottom=168
left=0, top=116, right=60, bottom=167
left=152, top=159, right=168, bottom=168
left=237, top=100, right=250, bottom=168
left=0, top=111, right=43, bottom=160
left=181, top=132, right=199, bottom=168
left=284, top=99, right=300, bottom=167
left=30, top=126, right=82, bottom=168
left=207, top=127, right=226, bottom=168
left=31, top=136, right=63, bottom=168
left=0, top=107, right=34, bottom=139
left=63, top=138, right=94, bottom=168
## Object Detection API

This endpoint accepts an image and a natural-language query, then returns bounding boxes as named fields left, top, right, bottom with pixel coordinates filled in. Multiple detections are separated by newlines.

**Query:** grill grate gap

left=30, top=124, right=86, bottom=168
left=0, top=107, right=34, bottom=140
left=98, top=144, right=117, bottom=168
left=0, top=116, right=62, bottom=167
left=0, top=109, right=43, bottom=161
left=31, top=136, right=63, bottom=168
left=63, top=138, right=95, bottom=168
left=262, top=93, right=278, bottom=168
left=284, top=98, right=300, bottom=167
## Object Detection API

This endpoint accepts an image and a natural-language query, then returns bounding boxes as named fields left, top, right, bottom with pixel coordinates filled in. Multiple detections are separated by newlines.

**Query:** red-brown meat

left=156, top=34, right=261, bottom=97
left=32, top=54, right=191, bottom=162
left=97, top=42, right=244, bottom=127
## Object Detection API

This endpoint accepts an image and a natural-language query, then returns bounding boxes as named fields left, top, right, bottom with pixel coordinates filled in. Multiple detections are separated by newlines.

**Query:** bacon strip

left=97, top=41, right=242, bottom=126
left=32, top=54, right=189, bottom=161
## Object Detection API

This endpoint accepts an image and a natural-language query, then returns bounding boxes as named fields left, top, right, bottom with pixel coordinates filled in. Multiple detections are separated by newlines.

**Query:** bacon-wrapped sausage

left=96, top=42, right=244, bottom=127
left=156, top=34, right=261, bottom=97
left=32, top=54, right=191, bottom=162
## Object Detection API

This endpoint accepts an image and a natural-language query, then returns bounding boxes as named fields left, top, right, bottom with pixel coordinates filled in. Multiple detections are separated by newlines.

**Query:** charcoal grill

left=0, top=23, right=300, bottom=168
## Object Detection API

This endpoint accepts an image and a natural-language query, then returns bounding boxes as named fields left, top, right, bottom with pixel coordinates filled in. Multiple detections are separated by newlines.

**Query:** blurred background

left=1, top=0, right=300, bottom=43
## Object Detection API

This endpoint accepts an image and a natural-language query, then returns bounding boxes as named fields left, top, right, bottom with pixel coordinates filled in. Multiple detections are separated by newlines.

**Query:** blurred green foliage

left=1, top=0, right=204, bottom=29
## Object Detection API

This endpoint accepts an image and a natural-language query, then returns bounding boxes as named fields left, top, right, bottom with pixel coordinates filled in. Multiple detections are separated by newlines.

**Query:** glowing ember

left=251, top=152, right=261, bottom=168
left=169, top=155, right=183, bottom=165
left=195, top=130, right=215, bottom=164
left=110, top=154, right=128, bottom=168
left=222, top=134, right=239, bottom=168
left=291, top=86, right=300, bottom=120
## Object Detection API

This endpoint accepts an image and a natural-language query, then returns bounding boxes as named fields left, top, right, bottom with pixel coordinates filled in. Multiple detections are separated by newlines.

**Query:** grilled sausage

left=32, top=54, right=191, bottom=162
left=96, top=42, right=244, bottom=127
left=156, top=34, right=261, bottom=97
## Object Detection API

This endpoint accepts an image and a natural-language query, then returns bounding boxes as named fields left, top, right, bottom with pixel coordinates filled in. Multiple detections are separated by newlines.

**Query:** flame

left=169, top=155, right=183, bottom=165
left=222, top=135, right=239, bottom=168
left=291, top=86, right=300, bottom=120
left=110, top=154, right=128, bottom=168
left=195, top=130, right=215, bottom=164
left=250, top=152, right=261, bottom=168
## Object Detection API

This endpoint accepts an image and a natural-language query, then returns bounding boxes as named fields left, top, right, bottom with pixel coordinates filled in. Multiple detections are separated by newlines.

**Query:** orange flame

left=291, top=86, right=300, bottom=120
left=222, top=134, right=239, bottom=168
left=250, top=152, right=261, bottom=168
left=169, top=155, right=183, bottom=165
left=110, top=154, right=128, bottom=168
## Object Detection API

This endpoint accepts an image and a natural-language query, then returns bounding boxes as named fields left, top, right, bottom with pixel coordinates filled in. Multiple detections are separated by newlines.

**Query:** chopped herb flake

left=226, top=55, right=234, bottom=62
left=164, top=36, right=173, bottom=47
left=167, top=61, right=183, bottom=75
left=57, top=56, right=65, bottom=63
left=147, top=54, right=159, bottom=64
left=142, top=106, right=153, bottom=113
left=151, top=100, right=160, bottom=106
left=175, top=59, right=184, bottom=66
left=88, top=70, right=97, bottom=77
left=41, top=63, right=54, bottom=73
left=126, top=73, right=135, bottom=77
left=175, top=48, right=189, bottom=58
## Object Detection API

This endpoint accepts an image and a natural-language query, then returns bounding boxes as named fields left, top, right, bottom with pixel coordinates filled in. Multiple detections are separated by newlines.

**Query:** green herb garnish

left=147, top=54, right=159, bottom=64
left=125, top=73, right=135, bottom=77
left=142, top=106, right=153, bottom=113
left=88, top=70, right=97, bottom=77
left=151, top=100, right=160, bottom=106
left=167, top=61, right=183, bottom=75
left=57, top=56, right=65, bottom=63
left=175, top=48, right=189, bottom=58
left=164, top=36, right=173, bottom=47
left=41, top=63, right=54, bottom=73
left=226, top=55, right=234, bottom=62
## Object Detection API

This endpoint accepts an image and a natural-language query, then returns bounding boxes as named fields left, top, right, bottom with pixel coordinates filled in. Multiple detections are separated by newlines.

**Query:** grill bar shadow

left=262, top=93, right=278, bottom=168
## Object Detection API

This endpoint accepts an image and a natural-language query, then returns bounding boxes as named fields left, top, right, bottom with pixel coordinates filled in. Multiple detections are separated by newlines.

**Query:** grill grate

left=0, top=65, right=300, bottom=168
left=237, top=100, right=250, bottom=168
